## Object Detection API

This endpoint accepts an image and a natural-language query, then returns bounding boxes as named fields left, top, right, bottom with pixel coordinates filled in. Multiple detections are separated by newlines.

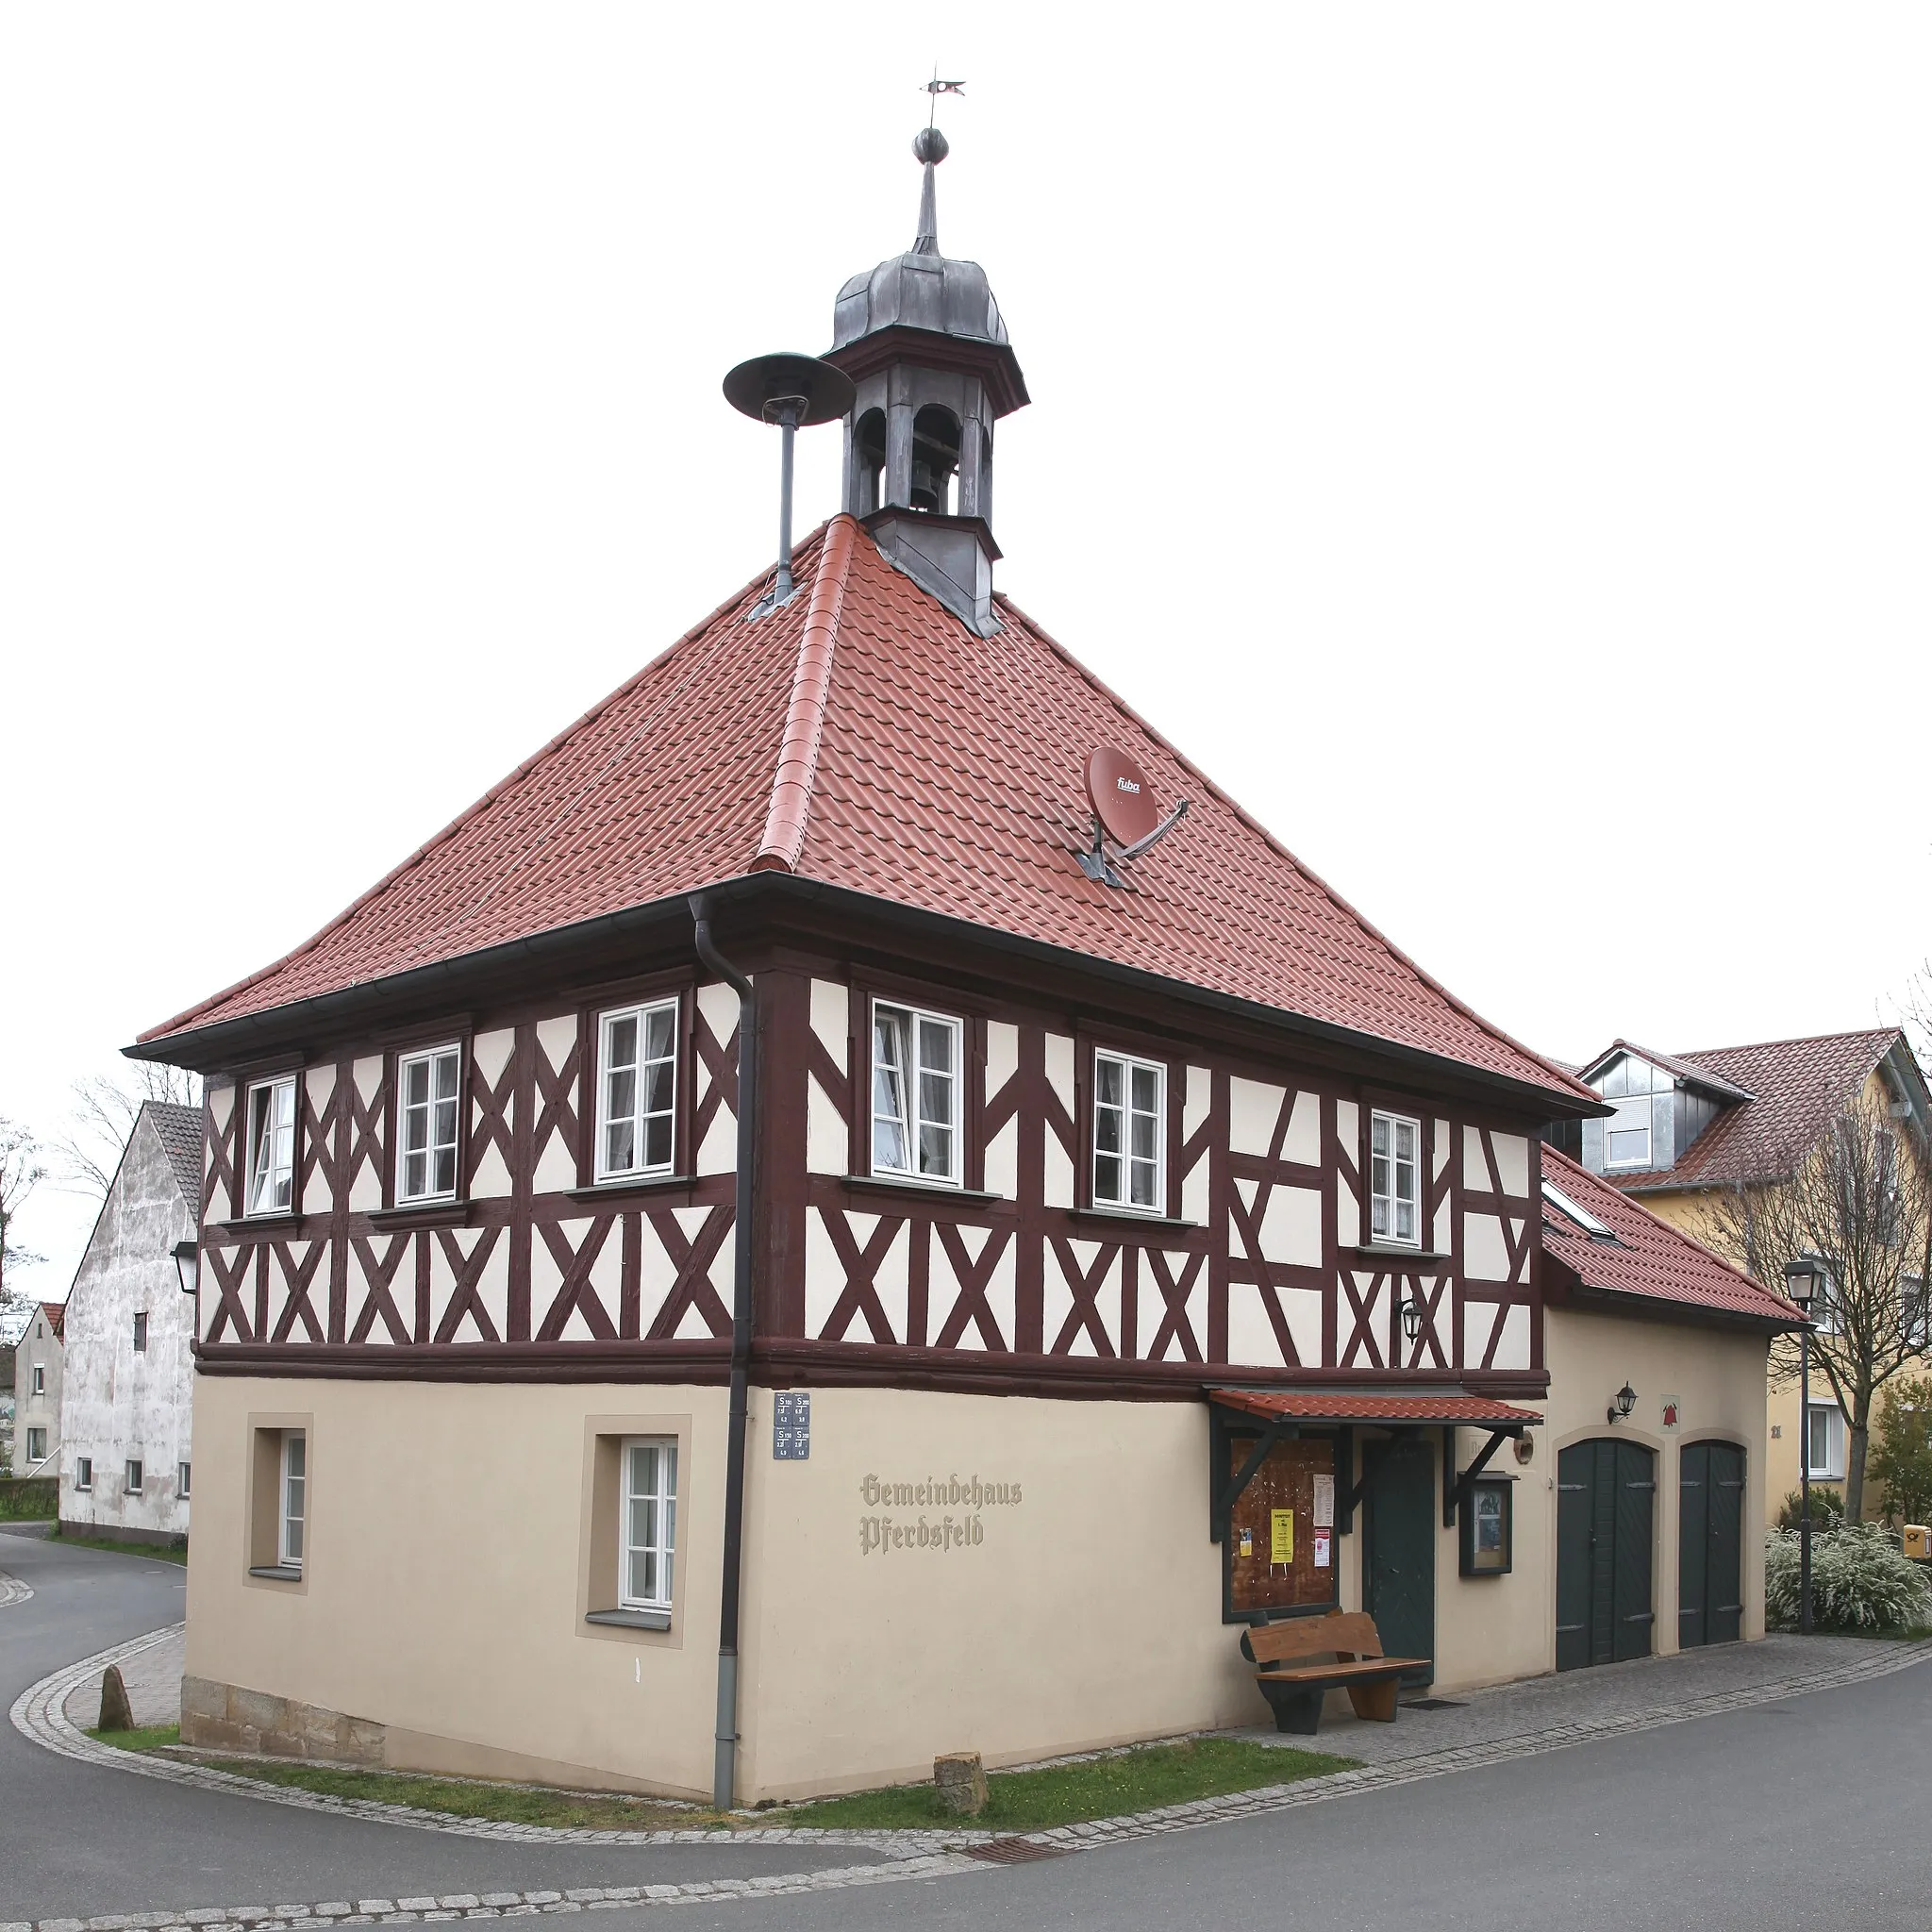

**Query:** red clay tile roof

left=1585, top=1039, right=1756, bottom=1105
left=1605, top=1029, right=1906, bottom=1191
left=1214, top=1389, right=1543, bottom=1425
left=1541, top=1146, right=1804, bottom=1327
left=39, top=1301, right=65, bottom=1341
left=141, top=518, right=1590, bottom=1104
left=145, top=1102, right=207, bottom=1219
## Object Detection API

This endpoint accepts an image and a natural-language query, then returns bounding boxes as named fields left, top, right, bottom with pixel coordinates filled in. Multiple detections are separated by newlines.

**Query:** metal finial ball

left=912, top=126, right=949, bottom=166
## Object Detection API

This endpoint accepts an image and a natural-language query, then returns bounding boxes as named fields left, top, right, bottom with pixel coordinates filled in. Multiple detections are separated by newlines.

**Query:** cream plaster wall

left=1541, top=1305, right=1771, bottom=1657
left=185, top=1376, right=731, bottom=1800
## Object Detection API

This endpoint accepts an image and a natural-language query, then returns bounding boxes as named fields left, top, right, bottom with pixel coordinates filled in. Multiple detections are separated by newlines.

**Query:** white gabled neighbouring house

left=59, top=1101, right=201, bottom=1544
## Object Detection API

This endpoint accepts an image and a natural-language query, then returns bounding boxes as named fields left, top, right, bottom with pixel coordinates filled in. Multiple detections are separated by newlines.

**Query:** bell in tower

left=824, top=124, right=1029, bottom=637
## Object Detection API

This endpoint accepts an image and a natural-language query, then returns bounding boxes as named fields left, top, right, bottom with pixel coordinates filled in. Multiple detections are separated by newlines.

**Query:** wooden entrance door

left=1364, top=1433, right=1435, bottom=1688
left=1557, top=1439, right=1657, bottom=1671
left=1679, top=1440, right=1745, bottom=1648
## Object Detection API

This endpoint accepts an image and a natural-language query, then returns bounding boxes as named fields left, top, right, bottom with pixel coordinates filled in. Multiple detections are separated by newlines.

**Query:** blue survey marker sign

left=773, top=1391, right=810, bottom=1459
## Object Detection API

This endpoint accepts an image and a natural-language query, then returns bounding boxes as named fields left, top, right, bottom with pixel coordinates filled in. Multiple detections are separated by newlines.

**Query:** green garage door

left=1557, top=1439, right=1657, bottom=1671
left=1679, top=1440, right=1745, bottom=1648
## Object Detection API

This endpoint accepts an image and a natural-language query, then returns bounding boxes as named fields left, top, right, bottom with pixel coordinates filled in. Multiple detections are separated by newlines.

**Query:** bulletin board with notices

left=1226, top=1433, right=1339, bottom=1615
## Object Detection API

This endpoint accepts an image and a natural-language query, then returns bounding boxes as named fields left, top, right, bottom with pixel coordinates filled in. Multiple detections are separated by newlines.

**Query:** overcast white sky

left=3, top=6, right=1927, bottom=1305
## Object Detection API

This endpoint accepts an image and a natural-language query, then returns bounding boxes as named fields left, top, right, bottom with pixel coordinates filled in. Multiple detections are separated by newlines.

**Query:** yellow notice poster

left=1270, top=1508, right=1294, bottom=1565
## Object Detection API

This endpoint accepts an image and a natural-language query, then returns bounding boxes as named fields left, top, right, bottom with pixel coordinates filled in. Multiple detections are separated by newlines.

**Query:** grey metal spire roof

left=832, top=128, right=1009, bottom=351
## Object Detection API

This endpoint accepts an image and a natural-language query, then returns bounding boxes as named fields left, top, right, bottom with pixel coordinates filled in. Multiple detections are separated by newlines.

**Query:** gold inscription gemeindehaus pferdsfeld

left=858, top=1473, right=1024, bottom=1557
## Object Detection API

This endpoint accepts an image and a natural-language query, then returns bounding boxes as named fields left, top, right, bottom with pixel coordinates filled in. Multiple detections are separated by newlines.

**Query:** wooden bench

left=1240, top=1610, right=1432, bottom=1736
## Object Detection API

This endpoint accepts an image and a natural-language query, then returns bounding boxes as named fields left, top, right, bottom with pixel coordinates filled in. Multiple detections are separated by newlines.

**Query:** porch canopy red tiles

left=1211, top=1389, right=1543, bottom=1428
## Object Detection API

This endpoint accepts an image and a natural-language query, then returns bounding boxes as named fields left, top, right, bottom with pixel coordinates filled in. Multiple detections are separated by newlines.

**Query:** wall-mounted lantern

left=1401, top=1295, right=1423, bottom=1344
left=173, top=1239, right=199, bottom=1298
left=1607, top=1381, right=1637, bottom=1426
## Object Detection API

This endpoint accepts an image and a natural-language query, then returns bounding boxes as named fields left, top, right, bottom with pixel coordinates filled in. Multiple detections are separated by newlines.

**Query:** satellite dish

left=1085, top=747, right=1162, bottom=847
left=1077, top=746, right=1191, bottom=888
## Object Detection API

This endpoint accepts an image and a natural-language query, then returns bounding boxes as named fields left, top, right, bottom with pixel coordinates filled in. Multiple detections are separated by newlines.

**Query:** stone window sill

left=248, top=1564, right=302, bottom=1582
left=1072, top=1206, right=1198, bottom=1231
left=567, top=1176, right=695, bottom=1203
left=841, top=1174, right=1003, bottom=1207
left=1352, top=1245, right=1451, bottom=1262
left=586, top=1607, right=672, bottom=1631
left=367, top=1201, right=472, bottom=1231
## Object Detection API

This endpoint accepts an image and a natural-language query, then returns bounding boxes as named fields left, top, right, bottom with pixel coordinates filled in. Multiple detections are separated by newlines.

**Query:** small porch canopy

left=1208, top=1389, right=1544, bottom=1538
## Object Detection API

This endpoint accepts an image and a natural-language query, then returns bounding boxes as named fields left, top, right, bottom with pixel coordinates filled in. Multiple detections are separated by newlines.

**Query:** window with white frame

left=125, top=1458, right=144, bottom=1493
left=1370, top=1110, right=1423, bottom=1247
left=279, top=1431, right=307, bottom=1568
left=1595, top=1053, right=1668, bottom=1171
left=1092, top=1050, right=1165, bottom=1212
left=397, top=1043, right=463, bottom=1203
left=245, top=1075, right=297, bottom=1215
left=31, top=1364, right=44, bottom=1394
left=25, top=1428, right=46, bottom=1465
left=597, top=1000, right=678, bottom=1180
left=1805, top=1404, right=1846, bottom=1483
left=871, top=1002, right=962, bottom=1186
left=1904, top=1274, right=1929, bottom=1350
left=621, top=1438, right=677, bottom=1612
left=178, top=1460, right=192, bottom=1498
left=75, top=1457, right=92, bottom=1491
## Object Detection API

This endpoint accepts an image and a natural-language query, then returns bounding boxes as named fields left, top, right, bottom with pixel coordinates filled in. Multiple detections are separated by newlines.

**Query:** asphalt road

left=8, top=1529, right=1932, bottom=1928
left=0, top=1529, right=881, bottom=1923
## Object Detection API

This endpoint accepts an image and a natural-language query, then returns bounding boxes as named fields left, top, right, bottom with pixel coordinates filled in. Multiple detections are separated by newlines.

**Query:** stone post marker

left=934, top=1751, right=988, bottom=1816
left=99, top=1664, right=134, bottom=1732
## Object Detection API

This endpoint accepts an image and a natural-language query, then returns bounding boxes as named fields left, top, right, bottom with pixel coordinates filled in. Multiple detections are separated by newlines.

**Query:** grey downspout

left=691, top=895, right=758, bottom=1813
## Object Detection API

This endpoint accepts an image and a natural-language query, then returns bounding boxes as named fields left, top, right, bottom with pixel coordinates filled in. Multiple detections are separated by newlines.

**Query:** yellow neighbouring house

left=1554, top=1029, right=1932, bottom=1526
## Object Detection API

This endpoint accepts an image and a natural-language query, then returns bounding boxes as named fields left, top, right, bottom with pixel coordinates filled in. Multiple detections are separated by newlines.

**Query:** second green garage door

left=1679, top=1440, right=1745, bottom=1648
left=1557, top=1439, right=1657, bottom=1671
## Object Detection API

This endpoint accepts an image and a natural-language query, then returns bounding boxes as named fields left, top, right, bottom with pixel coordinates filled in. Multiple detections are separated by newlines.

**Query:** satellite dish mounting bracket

left=1077, top=799, right=1190, bottom=889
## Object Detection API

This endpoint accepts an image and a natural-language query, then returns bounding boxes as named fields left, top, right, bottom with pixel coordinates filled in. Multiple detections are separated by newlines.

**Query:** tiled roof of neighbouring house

left=1214, top=1390, right=1544, bottom=1425
left=1541, top=1146, right=1805, bottom=1327
left=144, top=1101, right=206, bottom=1219
left=140, top=517, right=1591, bottom=1105
left=1605, top=1028, right=1907, bottom=1191
left=40, top=1302, right=65, bottom=1341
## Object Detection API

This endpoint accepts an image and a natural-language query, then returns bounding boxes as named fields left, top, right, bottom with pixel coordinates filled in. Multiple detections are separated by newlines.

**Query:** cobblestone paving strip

left=11, top=1627, right=1931, bottom=1929
left=0, top=1570, right=32, bottom=1607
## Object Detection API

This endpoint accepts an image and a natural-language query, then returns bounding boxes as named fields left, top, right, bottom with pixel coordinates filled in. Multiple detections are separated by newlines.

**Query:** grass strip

left=783, top=1736, right=1355, bottom=1831
left=88, top=1725, right=1351, bottom=1835
left=52, top=1528, right=188, bottom=1564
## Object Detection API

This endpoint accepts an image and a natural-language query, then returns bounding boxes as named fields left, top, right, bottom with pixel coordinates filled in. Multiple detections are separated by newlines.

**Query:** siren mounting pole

left=773, top=396, right=801, bottom=605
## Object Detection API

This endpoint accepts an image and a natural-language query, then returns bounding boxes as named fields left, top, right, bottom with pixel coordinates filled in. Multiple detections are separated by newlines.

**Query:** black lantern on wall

left=1401, top=1295, right=1423, bottom=1344
left=173, top=1239, right=199, bottom=1298
left=1607, top=1381, right=1637, bottom=1425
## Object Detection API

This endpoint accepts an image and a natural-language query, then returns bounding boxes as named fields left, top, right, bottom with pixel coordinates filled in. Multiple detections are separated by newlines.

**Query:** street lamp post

left=1785, top=1257, right=1823, bottom=1636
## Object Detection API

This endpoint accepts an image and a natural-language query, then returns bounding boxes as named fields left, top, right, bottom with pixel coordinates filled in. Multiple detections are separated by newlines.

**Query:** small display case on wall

left=1460, top=1475, right=1513, bottom=1576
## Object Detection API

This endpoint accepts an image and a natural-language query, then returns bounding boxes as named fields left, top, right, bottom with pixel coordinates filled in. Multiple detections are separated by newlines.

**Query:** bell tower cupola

left=825, top=123, right=1028, bottom=637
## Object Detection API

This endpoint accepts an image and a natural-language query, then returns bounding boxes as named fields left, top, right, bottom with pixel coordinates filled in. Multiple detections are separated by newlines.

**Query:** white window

left=597, top=1000, right=678, bottom=1180
left=178, top=1460, right=192, bottom=1498
left=621, top=1438, right=677, bottom=1612
left=397, top=1044, right=463, bottom=1203
left=1805, top=1404, right=1846, bottom=1483
left=25, top=1428, right=46, bottom=1464
left=1604, top=1096, right=1651, bottom=1169
left=31, top=1364, right=44, bottom=1394
left=125, top=1458, right=144, bottom=1493
left=1904, top=1274, right=1929, bottom=1350
left=1370, top=1110, right=1423, bottom=1246
left=871, top=1002, right=962, bottom=1186
left=279, top=1432, right=307, bottom=1568
left=1093, top=1050, right=1165, bottom=1212
left=245, top=1075, right=297, bottom=1215
left=133, top=1312, right=147, bottom=1354
left=75, top=1457, right=92, bottom=1492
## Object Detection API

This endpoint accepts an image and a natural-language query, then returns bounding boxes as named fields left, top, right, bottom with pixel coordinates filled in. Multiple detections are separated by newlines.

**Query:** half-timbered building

left=137, top=132, right=1796, bottom=1803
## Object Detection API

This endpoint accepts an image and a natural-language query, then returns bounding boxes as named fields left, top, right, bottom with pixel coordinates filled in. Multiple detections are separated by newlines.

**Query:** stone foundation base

left=180, top=1674, right=386, bottom=1765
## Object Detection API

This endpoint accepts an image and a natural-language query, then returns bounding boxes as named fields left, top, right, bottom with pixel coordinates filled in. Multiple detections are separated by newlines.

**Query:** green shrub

left=1775, top=1487, right=1846, bottom=1532
left=1765, top=1524, right=1932, bottom=1632
left=0, top=1476, right=58, bottom=1521
left=1867, top=1376, right=1932, bottom=1526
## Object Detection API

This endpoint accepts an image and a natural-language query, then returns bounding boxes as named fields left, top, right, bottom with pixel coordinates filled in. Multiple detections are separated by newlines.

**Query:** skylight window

left=1541, top=1179, right=1616, bottom=1241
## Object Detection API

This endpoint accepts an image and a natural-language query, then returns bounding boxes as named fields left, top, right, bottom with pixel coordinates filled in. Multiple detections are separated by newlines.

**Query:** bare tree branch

left=1705, top=1088, right=1932, bottom=1521
left=52, top=1066, right=202, bottom=1204
left=0, top=1115, right=48, bottom=1320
